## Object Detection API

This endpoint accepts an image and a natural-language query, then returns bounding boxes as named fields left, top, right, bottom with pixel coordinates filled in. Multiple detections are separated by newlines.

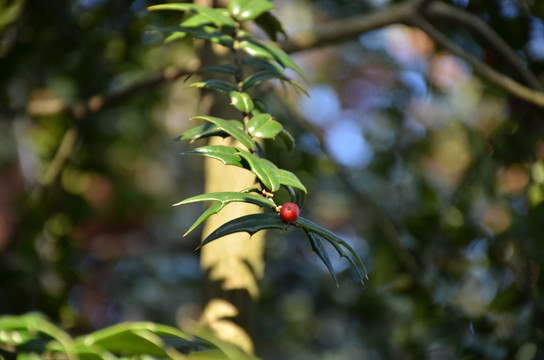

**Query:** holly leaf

left=236, top=148, right=280, bottom=192
left=175, top=192, right=276, bottom=236
left=228, top=0, right=275, bottom=21
left=178, top=123, right=228, bottom=142
left=230, top=91, right=254, bottom=113
left=278, top=128, right=295, bottom=152
left=190, top=79, right=239, bottom=94
left=148, top=4, right=236, bottom=28
left=296, top=217, right=368, bottom=283
left=192, top=116, right=256, bottom=151
left=247, top=113, right=282, bottom=139
left=305, top=229, right=339, bottom=287
left=254, top=11, right=286, bottom=41
left=198, top=213, right=285, bottom=249
left=242, top=70, right=288, bottom=91
left=186, top=145, right=243, bottom=166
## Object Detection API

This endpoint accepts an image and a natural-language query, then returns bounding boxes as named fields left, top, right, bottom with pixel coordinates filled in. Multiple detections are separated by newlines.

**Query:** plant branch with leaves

left=149, top=0, right=367, bottom=286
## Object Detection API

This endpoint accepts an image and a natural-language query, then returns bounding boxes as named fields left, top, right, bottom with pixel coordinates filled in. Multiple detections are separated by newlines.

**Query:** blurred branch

left=26, top=64, right=198, bottom=120
left=422, top=1, right=543, bottom=91
left=409, top=14, right=544, bottom=107
left=280, top=0, right=544, bottom=107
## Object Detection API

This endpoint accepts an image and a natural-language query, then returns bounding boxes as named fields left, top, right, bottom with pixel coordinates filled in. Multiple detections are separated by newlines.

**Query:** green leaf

left=186, top=64, right=240, bottom=81
left=230, top=91, right=254, bottom=113
left=178, top=123, right=228, bottom=142
left=254, top=11, right=286, bottom=41
left=228, top=0, right=275, bottom=21
left=76, top=322, right=191, bottom=357
left=192, top=116, right=256, bottom=151
left=278, top=128, right=296, bottom=152
left=305, top=230, right=339, bottom=286
left=274, top=168, right=307, bottom=193
left=148, top=4, right=236, bottom=28
left=241, top=36, right=308, bottom=82
left=243, top=56, right=284, bottom=73
left=247, top=113, right=282, bottom=139
left=296, top=217, right=368, bottom=283
left=190, top=79, right=239, bottom=94
left=164, top=13, right=213, bottom=43
left=176, top=192, right=276, bottom=236
left=159, top=25, right=234, bottom=47
left=242, top=70, right=287, bottom=91
left=198, top=213, right=285, bottom=249
left=186, top=145, right=243, bottom=166
left=236, top=148, right=280, bottom=191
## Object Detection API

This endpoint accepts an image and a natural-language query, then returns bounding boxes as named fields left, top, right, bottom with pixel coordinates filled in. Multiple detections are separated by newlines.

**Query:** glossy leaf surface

left=192, top=116, right=256, bottom=151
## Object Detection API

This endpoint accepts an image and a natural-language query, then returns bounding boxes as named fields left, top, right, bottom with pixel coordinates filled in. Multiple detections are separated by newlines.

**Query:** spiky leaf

left=198, top=213, right=285, bottom=249
left=305, top=229, right=339, bottom=286
left=186, top=145, right=243, bottom=166
left=228, top=0, right=275, bottom=21
left=236, top=148, right=280, bottom=191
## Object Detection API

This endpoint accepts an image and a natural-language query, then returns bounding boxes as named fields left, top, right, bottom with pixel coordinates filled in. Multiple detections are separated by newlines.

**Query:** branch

left=423, top=1, right=543, bottom=91
left=280, top=1, right=418, bottom=54
left=26, top=63, right=199, bottom=120
left=410, top=14, right=544, bottom=107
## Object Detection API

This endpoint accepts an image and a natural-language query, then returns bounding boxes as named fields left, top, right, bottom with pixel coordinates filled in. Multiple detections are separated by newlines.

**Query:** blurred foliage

left=1, top=0, right=544, bottom=359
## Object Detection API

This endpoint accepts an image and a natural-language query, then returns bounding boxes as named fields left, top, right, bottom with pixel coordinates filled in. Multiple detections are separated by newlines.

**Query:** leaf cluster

left=148, top=0, right=366, bottom=285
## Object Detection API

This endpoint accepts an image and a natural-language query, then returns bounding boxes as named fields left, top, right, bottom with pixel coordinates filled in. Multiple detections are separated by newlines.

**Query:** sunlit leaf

left=192, top=116, right=256, bottom=151
left=176, top=192, right=276, bottom=236
left=178, top=123, right=227, bottom=142
left=158, top=26, right=234, bottom=47
left=236, top=148, right=280, bottom=191
left=274, top=168, right=307, bottom=193
left=186, top=145, right=243, bottom=166
left=198, top=213, right=285, bottom=249
left=230, top=91, right=254, bottom=113
left=228, top=0, right=275, bottom=21
left=190, top=79, right=239, bottom=94
left=247, top=113, right=282, bottom=139
left=240, top=36, right=308, bottom=82
left=148, top=4, right=236, bottom=28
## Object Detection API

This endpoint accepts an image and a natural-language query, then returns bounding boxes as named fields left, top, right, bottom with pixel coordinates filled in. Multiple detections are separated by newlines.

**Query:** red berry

left=280, top=202, right=299, bottom=223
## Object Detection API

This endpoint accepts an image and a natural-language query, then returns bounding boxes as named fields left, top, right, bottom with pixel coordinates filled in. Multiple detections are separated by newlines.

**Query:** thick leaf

left=190, top=79, right=239, bottom=94
left=186, top=145, right=243, bottom=166
left=198, top=213, right=285, bottom=249
left=242, top=70, right=287, bottom=91
left=305, top=229, right=339, bottom=286
left=297, top=217, right=368, bottom=283
left=228, top=0, right=275, bottom=21
left=178, top=123, right=228, bottom=142
left=176, top=192, right=276, bottom=236
left=236, top=148, right=279, bottom=191
left=247, top=113, right=282, bottom=139
left=148, top=4, right=236, bottom=28
left=192, top=116, right=256, bottom=151
left=230, top=91, right=254, bottom=113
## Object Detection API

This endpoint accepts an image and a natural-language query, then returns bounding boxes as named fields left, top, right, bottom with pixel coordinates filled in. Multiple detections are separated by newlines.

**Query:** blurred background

left=2, top=0, right=544, bottom=359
